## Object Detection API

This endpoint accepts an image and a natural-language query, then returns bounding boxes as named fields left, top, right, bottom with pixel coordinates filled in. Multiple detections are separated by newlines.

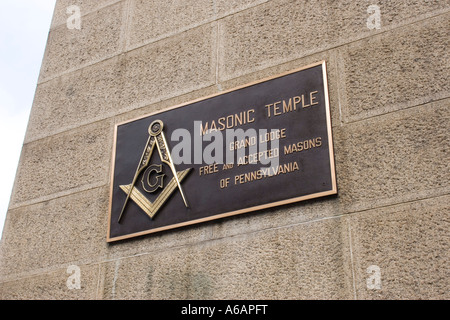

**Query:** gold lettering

left=226, top=115, right=234, bottom=128
left=282, top=99, right=292, bottom=113
left=284, top=144, right=294, bottom=155
left=218, top=117, right=226, bottom=131
left=237, top=148, right=279, bottom=166
left=247, top=109, right=255, bottom=123
left=237, top=157, right=246, bottom=166
left=199, top=163, right=219, bottom=176
left=223, top=163, right=233, bottom=170
left=230, top=135, right=257, bottom=151
left=265, top=104, right=273, bottom=118
left=209, top=120, right=217, bottom=132
left=233, top=161, right=299, bottom=185
left=284, top=137, right=323, bottom=155
left=235, top=112, right=243, bottom=126
left=200, top=122, right=209, bottom=136
left=273, top=101, right=282, bottom=116
left=293, top=96, right=301, bottom=110
left=316, top=137, right=322, bottom=147
left=310, top=90, right=319, bottom=106
left=264, top=91, right=320, bottom=118
left=201, top=108, right=256, bottom=135
left=259, top=128, right=286, bottom=144
left=301, top=94, right=310, bottom=108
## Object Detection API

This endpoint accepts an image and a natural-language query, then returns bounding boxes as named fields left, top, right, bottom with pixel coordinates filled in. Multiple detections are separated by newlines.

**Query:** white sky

left=0, top=1, right=56, bottom=237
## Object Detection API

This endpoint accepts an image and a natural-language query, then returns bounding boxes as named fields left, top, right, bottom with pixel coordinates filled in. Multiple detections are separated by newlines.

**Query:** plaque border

left=107, top=60, right=337, bottom=242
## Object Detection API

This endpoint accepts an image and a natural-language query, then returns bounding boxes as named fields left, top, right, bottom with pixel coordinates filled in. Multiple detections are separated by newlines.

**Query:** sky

left=0, top=0, right=56, bottom=237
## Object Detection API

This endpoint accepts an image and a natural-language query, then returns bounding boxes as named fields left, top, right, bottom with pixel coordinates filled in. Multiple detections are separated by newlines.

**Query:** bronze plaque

left=107, top=61, right=337, bottom=242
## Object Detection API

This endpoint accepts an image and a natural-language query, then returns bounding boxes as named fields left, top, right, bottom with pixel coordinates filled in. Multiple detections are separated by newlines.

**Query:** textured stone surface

left=219, top=1, right=450, bottom=82
left=328, top=0, right=450, bottom=44
left=210, top=197, right=340, bottom=240
left=348, top=195, right=450, bottom=299
left=105, top=199, right=342, bottom=264
left=0, top=187, right=108, bottom=278
left=127, top=0, right=270, bottom=49
left=338, top=13, right=450, bottom=122
left=334, top=99, right=450, bottom=213
left=127, top=0, right=214, bottom=49
left=106, top=214, right=214, bottom=263
left=11, top=120, right=113, bottom=206
left=120, top=23, right=217, bottom=111
left=26, top=56, right=123, bottom=142
left=0, top=264, right=99, bottom=300
left=218, top=50, right=342, bottom=127
left=28, top=23, right=216, bottom=142
left=218, top=0, right=331, bottom=81
left=40, top=1, right=125, bottom=81
left=51, top=0, right=123, bottom=28
left=215, top=0, right=269, bottom=17
left=101, top=217, right=352, bottom=299
left=112, top=85, right=219, bottom=126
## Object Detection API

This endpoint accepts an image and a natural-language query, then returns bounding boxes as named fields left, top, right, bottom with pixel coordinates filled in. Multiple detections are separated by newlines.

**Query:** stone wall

left=0, top=0, right=448, bottom=299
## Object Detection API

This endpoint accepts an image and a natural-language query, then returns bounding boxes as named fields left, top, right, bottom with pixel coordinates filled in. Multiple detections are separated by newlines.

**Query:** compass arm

left=158, top=131, right=189, bottom=208
left=117, top=135, right=156, bottom=223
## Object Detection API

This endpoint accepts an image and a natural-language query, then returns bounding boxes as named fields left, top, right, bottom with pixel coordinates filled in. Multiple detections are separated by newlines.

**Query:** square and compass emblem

left=108, top=117, right=195, bottom=242
left=108, top=61, right=337, bottom=242
left=117, top=120, right=191, bottom=222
